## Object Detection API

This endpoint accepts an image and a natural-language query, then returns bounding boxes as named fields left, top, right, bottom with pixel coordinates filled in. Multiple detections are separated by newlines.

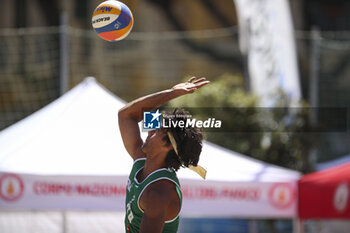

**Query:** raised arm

left=118, top=77, right=209, bottom=160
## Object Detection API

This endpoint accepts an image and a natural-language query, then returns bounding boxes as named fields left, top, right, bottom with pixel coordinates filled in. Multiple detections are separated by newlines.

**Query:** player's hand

left=171, top=77, right=210, bottom=95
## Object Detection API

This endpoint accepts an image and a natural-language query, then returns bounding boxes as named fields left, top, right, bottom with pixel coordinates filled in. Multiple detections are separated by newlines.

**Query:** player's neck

left=140, top=154, right=167, bottom=180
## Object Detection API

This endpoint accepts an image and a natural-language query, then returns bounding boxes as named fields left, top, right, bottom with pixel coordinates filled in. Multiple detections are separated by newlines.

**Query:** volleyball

left=92, top=0, right=133, bottom=41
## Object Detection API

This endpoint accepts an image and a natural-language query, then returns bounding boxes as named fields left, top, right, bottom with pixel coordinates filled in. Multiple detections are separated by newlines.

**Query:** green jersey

left=125, top=158, right=182, bottom=233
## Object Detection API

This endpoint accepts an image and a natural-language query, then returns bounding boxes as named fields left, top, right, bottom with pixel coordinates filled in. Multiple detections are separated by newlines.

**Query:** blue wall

left=179, top=218, right=249, bottom=233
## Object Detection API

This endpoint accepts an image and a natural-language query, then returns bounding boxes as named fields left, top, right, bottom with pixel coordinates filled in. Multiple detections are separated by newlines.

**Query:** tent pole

left=248, top=219, right=258, bottom=233
left=59, top=11, right=69, bottom=96
left=293, top=218, right=303, bottom=233
left=62, top=211, right=67, bottom=233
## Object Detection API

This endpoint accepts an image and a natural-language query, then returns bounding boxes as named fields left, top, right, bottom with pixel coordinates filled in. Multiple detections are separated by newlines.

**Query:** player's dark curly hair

left=162, top=108, right=204, bottom=171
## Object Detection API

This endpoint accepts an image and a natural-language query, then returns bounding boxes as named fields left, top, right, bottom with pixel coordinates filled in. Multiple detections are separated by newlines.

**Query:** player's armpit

left=139, top=209, right=166, bottom=233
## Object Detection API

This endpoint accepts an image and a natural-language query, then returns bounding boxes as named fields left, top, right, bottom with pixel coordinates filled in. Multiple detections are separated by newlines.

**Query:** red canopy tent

left=298, top=162, right=350, bottom=219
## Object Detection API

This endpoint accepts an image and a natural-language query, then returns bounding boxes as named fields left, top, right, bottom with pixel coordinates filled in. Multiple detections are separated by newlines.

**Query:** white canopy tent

left=0, top=78, right=301, bottom=232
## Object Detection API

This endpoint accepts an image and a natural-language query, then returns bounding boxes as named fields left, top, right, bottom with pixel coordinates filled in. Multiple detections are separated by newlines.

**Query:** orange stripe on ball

left=98, top=22, right=133, bottom=41
left=92, top=4, right=121, bottom=17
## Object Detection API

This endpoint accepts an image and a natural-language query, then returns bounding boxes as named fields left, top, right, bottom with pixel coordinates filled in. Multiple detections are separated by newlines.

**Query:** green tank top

left=125, top=158, right=182, bottom=233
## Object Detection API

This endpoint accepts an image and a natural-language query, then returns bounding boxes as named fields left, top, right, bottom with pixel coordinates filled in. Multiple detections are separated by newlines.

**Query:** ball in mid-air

left=92, top=0, right=133, bottom=41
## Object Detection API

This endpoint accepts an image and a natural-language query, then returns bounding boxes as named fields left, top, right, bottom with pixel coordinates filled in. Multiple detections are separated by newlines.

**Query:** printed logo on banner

left=0, top=173, right=25, bottom=202
left=333, top=183, right=349, bottom=212
left=268, top=183, right=295, bottom=209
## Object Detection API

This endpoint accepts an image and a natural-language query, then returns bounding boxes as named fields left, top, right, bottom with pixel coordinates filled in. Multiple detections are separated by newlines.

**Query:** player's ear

left=164, top=136, right=174, bottom=150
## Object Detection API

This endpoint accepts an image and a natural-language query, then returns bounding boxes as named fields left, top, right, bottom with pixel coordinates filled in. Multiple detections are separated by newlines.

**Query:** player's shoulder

left=144, top=179, right=177, bottom=202
left=140, top=178, right=181, bottom=220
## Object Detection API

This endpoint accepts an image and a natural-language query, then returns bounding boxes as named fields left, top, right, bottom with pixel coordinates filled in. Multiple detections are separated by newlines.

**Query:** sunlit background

left=0, top=0, right=350, bottom=232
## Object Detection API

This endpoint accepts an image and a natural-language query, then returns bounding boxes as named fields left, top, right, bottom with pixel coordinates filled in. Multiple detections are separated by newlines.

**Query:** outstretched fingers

left=188, top=77, right=197, bottom=83
left=183, top=76, right=210, bottom=93
left=195, top=80, right=210, bottom=89
left=193, top=77, right=206, bottom=84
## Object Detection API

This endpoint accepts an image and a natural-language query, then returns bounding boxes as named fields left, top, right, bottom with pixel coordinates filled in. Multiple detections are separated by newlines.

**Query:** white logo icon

left=334, top=183, right=349, bottom=212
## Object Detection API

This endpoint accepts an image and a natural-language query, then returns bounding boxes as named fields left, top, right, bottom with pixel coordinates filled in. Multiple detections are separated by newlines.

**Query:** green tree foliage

left=167, top=74, right=314, bottom=172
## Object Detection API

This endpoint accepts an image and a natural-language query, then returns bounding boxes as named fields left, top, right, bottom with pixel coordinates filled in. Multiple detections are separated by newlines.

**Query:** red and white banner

left=0, top=173, right=127, bottom=210
left=0, top=173, right=298, bottom=218
left=181, top=179, right=297, bottom=218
